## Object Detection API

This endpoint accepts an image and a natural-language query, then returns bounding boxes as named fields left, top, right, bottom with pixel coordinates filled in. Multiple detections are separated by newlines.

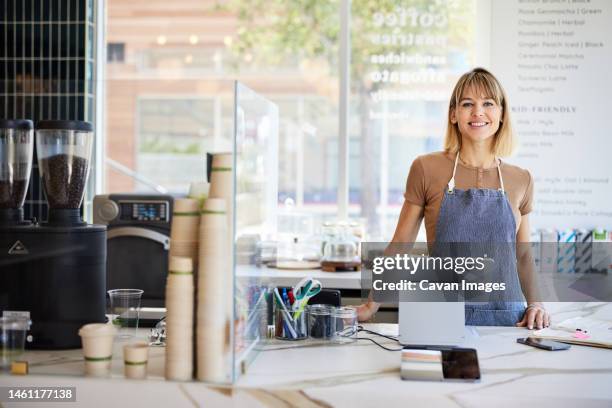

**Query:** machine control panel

left=93, top=195, right=173, bottom=226
left=119, top=200, right=169, bottom=222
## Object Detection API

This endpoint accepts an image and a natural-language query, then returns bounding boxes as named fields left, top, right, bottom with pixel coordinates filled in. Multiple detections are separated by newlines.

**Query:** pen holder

left=307, top=304, right=334, bottom=339
left=275, top=306, right=307, bottom=340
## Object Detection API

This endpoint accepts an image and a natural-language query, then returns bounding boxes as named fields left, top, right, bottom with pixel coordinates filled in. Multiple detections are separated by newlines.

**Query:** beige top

left=404, top=151, right=534, bottom=244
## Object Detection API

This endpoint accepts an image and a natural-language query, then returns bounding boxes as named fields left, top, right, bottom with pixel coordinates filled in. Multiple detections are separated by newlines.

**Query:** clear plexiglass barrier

left=232, top=82, right=279, bottom=381
left=2, top=80, right=278, bottom=385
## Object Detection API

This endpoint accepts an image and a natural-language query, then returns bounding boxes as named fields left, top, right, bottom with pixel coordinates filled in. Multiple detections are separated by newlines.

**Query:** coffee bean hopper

left=0, top=120, right=106, bottom=349
left=0, top=120, right=34, bottom=225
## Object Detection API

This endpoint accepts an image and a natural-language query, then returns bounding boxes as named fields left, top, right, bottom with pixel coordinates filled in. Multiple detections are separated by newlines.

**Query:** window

left=349, top=0, right=478, bottom=239
left=104, top=0, right=479, bottom=237
left=107, top=42, right=125, bottom=63
left=105, top=0, right=339, bottom=223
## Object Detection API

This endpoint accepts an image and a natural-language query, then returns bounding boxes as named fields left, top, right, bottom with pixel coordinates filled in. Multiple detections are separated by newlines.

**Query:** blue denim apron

left=433, top=153, right=526, bottom=326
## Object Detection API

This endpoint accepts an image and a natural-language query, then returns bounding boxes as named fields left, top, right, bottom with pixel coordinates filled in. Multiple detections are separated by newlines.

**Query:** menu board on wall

left=490, top=0, right=610, bottom=229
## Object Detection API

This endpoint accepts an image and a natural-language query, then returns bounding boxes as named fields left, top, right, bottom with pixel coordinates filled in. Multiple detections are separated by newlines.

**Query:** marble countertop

left=2, top=302, right=611, bottom=408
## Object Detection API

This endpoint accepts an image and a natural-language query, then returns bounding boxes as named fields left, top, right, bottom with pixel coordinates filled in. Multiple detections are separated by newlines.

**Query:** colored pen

left=288, top=289, right=295, bottom=306
left=273, top=288, right=297, bottom=338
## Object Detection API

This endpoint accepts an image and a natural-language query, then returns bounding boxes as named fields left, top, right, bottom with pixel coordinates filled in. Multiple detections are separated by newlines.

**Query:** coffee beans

left=0, top=179, right=28, bottom=208
left=40, top=154, right=89, bottom=208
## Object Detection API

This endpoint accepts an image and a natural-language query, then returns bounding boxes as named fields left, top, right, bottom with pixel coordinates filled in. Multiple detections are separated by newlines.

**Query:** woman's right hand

left=357, top=301, right=380, bottom=322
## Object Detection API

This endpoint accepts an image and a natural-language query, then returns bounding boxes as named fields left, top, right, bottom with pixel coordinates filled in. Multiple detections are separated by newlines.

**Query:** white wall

left=490, top=0, right=611, bottom=230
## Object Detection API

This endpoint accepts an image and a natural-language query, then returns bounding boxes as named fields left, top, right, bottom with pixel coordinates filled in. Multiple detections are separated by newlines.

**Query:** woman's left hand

left=516, top=302, right=550, bottom=330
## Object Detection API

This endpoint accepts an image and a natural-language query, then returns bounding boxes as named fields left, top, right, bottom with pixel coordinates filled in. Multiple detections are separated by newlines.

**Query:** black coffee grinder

left=0, top=120, right=106, bottom=349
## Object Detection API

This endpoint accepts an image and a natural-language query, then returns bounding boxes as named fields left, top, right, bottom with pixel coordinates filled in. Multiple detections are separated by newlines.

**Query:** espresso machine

left=0, top=120, right=106, bottom=349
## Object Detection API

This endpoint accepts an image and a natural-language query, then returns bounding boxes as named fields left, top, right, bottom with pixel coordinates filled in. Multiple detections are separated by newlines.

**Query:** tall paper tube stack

left=196, top=198, right=229, bottom=382
left=207, top=153, right=234, bottom=353
left=165, top=256, right=194, bottom=381
left=170, top=198, right=200, bottom=268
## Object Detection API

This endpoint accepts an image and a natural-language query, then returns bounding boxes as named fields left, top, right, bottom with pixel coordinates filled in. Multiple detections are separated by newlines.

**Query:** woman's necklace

left=458, top=153, right=499, bottom=169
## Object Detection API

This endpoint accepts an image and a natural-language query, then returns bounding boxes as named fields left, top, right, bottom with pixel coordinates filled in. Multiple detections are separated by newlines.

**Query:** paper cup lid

left=78, top=323, right=117, bottom=337
left=173, top=198, right=200, bottom=214
left=169, top=256, right=193, bottom=273
left=201, top=198, right=226, bottom=213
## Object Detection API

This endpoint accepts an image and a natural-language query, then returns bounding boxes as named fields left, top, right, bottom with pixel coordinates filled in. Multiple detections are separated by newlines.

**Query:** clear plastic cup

left=108, top=289, right=144, bottom=339
left=0, top=316, right=31, bottom=369
left=332, top=306, right=358, bottom=343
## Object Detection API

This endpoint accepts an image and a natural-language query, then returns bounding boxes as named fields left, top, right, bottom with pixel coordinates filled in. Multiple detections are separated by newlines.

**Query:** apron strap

left=448, top=153, right=506, bottom=193
left=497, top=159, right=505, bottom=193
left=447, top=153, right=460, bottom=193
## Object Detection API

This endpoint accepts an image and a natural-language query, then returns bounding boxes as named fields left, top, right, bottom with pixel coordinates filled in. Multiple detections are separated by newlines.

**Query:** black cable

left=356, top=336, right=404, bottom=351
left=357, top=326, right=399, bottom=341
left=356, top=325, right=403, bottom=351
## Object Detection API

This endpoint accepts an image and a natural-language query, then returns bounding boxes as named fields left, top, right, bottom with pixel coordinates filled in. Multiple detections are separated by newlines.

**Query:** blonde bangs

left=444, top=68, right=516, bottom=157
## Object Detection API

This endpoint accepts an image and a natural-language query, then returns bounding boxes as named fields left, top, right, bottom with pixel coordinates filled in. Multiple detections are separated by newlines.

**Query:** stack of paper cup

left=208, top=153, right=232, bottom=202
left=165, top=256, right=194, bottom=381
left=170, top=198, right=201, bottom=266
left=123, top=341, right=149, bottom=379
left=78, top=323, right=117, bottom=377
left=197, top=198, right=229, bottom=382
left=208, top=153, right=234, bottom=345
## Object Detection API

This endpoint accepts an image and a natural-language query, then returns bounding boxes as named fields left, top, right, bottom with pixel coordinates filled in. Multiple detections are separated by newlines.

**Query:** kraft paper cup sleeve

left=211, top=152, right=232, bottom=169
left=201, top=198, right=226, bottom=213
left=169, top=256, right=193, bottom=274
left=173, top=198, right=200, bottom=214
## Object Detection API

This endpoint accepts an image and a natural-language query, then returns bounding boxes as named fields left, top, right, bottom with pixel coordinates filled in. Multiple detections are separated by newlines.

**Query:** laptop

left=398, top=302, right=465, bottom=346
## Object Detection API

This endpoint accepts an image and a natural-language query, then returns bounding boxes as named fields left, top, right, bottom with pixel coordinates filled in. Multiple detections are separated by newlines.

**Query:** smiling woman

left=359, top=68, right=551, bottom=330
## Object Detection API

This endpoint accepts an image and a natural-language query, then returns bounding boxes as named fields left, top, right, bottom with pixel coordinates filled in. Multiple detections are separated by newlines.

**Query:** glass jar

left=0, top=120, right=34, bottom=212
left=307, top=304, right=333, bottom=339
left=332, top=306, right=358, bottom=343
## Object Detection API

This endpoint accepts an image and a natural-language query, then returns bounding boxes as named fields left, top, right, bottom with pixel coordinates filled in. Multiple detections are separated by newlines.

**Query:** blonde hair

left=444, top=67, right=515, bottom=157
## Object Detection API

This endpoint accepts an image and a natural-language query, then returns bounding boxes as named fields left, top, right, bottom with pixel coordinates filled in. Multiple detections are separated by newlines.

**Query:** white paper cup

left=85, top=360, right=112, bottom=377
left=123, top=341, right=149, bottom=379
left=79, top=323, right=117, bottom=359
left=125, top=364, right=147, bottom=380
left=123, top=341, right=148, bottom=363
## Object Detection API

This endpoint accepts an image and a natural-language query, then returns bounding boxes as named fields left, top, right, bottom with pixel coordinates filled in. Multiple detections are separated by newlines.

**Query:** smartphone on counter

left=401, top=347, right=480, bottom=382
left=440, top=348, right=481, bottom=381
left=517, top=337, right=571, bottom=351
